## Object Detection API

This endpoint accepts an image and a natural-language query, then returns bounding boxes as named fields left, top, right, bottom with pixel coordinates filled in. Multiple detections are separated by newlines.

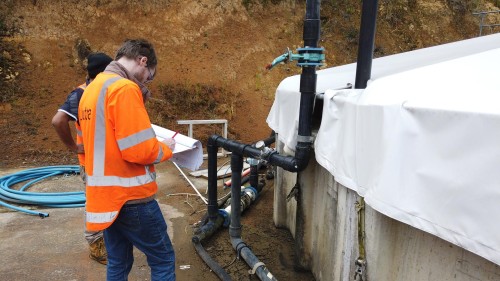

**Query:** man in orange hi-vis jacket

left=78, top=39, right=176, bottom=281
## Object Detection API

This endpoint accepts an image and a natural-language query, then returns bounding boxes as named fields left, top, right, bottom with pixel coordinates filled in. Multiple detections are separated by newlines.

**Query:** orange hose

left=223, top=168, right=251, bottom=187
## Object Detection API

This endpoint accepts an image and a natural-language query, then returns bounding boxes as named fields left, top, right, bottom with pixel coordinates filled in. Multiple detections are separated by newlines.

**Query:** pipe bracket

left=249, top=261, right=266, bottom=275
left=296, top=134, right=315, bottom=143
left=236, top=241, right=251, bottom=260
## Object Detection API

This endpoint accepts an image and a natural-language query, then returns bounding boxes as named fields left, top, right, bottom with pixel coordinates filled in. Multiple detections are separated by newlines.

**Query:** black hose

left=193, top=242, right=232, bottom=281
left=217, top=191, right=232, bottom=208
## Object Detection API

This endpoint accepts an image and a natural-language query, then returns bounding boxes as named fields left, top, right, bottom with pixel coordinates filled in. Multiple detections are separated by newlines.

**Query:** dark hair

left=86, top=52, right=113, bottom=79
left=115, top=39, right=157, bottom=67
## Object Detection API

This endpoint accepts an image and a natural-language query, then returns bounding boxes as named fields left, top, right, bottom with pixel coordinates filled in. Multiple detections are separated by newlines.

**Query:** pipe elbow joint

left=192, top=212, right=225, bottom=243
left=208, top=134, right=222, bottom=145
left=294, top=144, right=312, bottom=171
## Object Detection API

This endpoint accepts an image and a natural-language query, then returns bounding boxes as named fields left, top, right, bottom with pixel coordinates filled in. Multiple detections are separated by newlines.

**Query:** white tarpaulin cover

left=267, top=34, right=500, bottom=265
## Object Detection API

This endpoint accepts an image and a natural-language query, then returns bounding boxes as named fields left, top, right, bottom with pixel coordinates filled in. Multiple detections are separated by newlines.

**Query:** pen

left=172, top=131, right=179, bottom=138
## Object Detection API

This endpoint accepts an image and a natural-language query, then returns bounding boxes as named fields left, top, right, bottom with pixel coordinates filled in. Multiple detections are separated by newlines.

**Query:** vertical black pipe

left=354, top=0, right=379, bottom=89
left=249, top=164, right=259, bottom=191
left=353, top=2, right=378, bottom=278
left=292, top=0, right=321, bottom=271
left=303, top=0, right=320, bottom=47
left=229, top=153, right=244, bottom=238
left=295, top=0, right=321, bottom=169
left=207, top=140, right=219, bottom=222
left=228, top=152, right=277, bottom=280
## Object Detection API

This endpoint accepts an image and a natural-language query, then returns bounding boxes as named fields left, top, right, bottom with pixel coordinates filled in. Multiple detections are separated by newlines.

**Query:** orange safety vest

left=75, top=83, right=87, bottom=167
left=79, top=73, right=172, bottom=231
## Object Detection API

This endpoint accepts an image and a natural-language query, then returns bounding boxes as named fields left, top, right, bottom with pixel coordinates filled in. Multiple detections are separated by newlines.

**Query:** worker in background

left=51, top=52, right=113, bottom=265
left=78, top=39, right=176, bottom=281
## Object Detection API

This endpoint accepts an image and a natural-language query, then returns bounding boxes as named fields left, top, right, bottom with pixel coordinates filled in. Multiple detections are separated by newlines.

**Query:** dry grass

left=147, top=82, right=240, bottom=143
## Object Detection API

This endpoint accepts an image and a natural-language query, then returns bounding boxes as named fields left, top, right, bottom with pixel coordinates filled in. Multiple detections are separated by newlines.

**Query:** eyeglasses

left=144, top=66, right=156, bottom=84
left=145, top=67, right=154, bottom=84
left=139, top=56, right=155, bottom=84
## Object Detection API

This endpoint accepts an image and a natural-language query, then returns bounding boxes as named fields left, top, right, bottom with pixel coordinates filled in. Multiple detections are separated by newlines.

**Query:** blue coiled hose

left=0, top=165, right=86, bottom=218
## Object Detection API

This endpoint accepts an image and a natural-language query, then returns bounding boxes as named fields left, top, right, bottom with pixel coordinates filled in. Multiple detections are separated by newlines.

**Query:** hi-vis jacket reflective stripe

left=79, top=73, right=172, bottom=231
left=75, top=83, right=86, bottom=167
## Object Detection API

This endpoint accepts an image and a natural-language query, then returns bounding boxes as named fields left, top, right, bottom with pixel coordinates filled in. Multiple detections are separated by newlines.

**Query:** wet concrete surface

left=0, top=161, right=315, bottom=281
left=0, top=162, right=215, bottom=281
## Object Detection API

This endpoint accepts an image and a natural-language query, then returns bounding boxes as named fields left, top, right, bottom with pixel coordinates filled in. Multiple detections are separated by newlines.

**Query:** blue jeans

left=104, top=200, right=176, bottom=281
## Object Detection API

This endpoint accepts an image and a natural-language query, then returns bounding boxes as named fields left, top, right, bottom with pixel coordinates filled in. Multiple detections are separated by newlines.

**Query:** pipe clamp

left=249, top=261, right=266, bottom=275
left=296, top=135, right=314, bottom=143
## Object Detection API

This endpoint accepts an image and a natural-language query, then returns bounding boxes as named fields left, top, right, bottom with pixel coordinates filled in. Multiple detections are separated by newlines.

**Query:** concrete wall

left=273, top=143, right=500, bottom=281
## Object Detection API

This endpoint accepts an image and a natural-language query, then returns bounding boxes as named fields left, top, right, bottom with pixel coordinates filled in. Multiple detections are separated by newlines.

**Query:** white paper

left=152, top=124, right=203, bottom=171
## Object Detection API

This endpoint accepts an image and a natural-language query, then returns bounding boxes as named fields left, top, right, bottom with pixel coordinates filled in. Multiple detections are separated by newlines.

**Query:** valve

left=254, top=140, right=275, bottom=160
left=266, top=47, right=325, bottom=70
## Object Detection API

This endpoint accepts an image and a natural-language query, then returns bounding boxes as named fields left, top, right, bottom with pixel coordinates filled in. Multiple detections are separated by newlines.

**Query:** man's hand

left=162, top=138, right=176, bottom=152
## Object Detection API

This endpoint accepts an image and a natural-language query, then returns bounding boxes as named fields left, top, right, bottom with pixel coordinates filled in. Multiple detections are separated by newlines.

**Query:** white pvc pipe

left=173, top=162, right=208, bottom=205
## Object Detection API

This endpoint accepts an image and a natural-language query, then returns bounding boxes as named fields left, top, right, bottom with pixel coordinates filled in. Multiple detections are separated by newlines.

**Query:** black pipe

left=210, top=135, right=302, bottom=172
left=249, top=164, right=259, bottom=192
left=207, top=139, right=219, bottom=222
left=230, top=237, right=277, bottom=281
left=253, top=130, right=276, bottom=147
left=352, top=1, right=379, bottom=276
left=193, top=144, right=231, bottom=278
left=295, top=0, right=321, bottom=171
left=303, top=0, right=321, bottom=47
left=229, top=153, right=277, bottom=281
left=197, top=148, right=277, bottom=280
left=205, top=135, right=278, bottom=226
left=192, top=214, right=225, bottom=243
left=354, top=0, right=379, bottom=89
left=229, top=154, right=244, bottom=238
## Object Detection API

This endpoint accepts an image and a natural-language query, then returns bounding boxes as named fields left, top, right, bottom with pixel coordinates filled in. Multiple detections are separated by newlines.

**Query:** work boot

left=89, top=237, right=108, bottom=265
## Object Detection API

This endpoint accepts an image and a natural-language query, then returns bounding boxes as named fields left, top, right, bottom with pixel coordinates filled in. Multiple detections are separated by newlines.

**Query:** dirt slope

left=0, top=0, right=497, bottom=167
left=0, top=1, right=498, bottom=280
